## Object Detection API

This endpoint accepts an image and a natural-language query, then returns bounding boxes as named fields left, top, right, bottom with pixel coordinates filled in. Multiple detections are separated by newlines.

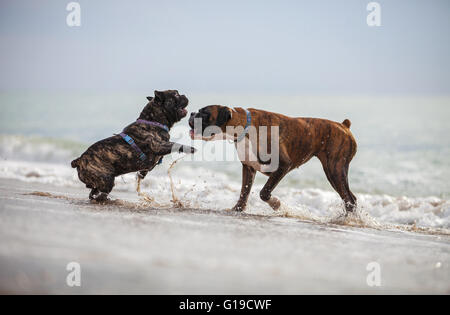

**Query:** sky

left=0, top=0, right=449, bottom=95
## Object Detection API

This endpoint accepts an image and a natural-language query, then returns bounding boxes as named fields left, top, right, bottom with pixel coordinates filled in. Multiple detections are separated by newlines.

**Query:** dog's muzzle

left=189, top=112, right=203, bottom=139
left=177, top=95, right=189, bottom=118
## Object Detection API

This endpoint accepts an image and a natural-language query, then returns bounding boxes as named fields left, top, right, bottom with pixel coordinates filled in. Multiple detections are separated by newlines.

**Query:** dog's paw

left=94, top=193, right=109, bottom=203
left=231, top=204, right=245, bottom=212
left=179, top=145, right=197, bottom=154
left=267, top=197, right=281, bottom=211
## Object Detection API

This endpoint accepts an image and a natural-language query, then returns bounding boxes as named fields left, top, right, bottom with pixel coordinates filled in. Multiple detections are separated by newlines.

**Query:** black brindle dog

left=71, top=90, right=196, bottom=201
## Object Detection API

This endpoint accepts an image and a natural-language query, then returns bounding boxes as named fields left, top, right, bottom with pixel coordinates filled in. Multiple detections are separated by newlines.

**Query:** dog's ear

left=154, top=90, right=165, bottom=103
left=146, top=96, right=154, bottom=102
left=217, top=107, right=231, bottom=126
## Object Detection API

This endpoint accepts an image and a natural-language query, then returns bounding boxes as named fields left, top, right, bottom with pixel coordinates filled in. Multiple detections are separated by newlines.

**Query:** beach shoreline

left=0, top=178, right=449, bottom=294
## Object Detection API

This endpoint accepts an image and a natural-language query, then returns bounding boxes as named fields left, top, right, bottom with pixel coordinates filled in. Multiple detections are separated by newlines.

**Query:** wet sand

left=0, top=178, right=449, bottom=294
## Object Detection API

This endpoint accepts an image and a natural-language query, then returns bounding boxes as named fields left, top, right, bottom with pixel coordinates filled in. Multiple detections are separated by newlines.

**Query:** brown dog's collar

left=235, top=109, right=251, bottom=143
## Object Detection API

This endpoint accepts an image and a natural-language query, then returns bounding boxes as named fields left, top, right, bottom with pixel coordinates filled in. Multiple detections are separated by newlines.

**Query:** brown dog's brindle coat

left=189, top=106, right=357, bottom=212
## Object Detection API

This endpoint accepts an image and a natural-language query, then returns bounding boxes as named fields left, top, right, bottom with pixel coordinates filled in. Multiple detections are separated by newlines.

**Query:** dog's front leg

left=147, top=138, right=196, bottom=156
left=259, top=166, right=290, bottom=210
left=137, top=170, right=148, bottom=179
left=232, top=164, right=256, bottom=212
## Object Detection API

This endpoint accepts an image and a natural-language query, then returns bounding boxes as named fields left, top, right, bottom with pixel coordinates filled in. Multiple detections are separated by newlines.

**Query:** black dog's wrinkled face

left=189, top=105, right=231, bottom=140
left=155, top=89, right=189, bottom=121
left=141, top=90, right=189, bottom=126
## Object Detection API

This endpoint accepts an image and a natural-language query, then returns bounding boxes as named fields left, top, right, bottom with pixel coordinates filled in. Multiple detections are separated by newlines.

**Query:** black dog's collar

left=136, top=119, right=169, bottom=132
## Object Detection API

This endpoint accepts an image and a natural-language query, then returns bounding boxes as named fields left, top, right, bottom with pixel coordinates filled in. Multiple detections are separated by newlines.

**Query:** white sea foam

left=1, top=155, right=448, bottom=232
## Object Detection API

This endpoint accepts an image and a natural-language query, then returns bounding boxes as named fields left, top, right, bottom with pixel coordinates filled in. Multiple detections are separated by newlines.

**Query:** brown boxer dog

left=189, top=106, right=357, bottom=213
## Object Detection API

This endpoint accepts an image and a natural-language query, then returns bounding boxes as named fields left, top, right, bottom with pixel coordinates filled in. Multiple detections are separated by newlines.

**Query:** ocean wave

left=0, top=158, right=448, bottom=232
left=0, top=134, right=86, bottom=164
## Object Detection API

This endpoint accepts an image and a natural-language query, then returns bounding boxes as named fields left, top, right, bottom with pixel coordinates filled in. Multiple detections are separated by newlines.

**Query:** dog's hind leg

left=332, top=163, right=356, bottom=212
left=318, top=154, right=357, bottom=212
left=89, top=188, right=99, bottom=200
left=93, top=175, right=115, bottom=202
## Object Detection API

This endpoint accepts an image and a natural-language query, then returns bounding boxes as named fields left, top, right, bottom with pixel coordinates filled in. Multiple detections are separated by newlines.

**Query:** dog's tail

left=71, top=157, right=81, bottom=168
left=342, top=119, right=351, bottom=128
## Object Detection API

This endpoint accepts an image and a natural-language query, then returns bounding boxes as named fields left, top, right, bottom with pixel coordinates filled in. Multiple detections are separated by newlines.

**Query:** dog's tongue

left=189, top=129, right=195, bottom=139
